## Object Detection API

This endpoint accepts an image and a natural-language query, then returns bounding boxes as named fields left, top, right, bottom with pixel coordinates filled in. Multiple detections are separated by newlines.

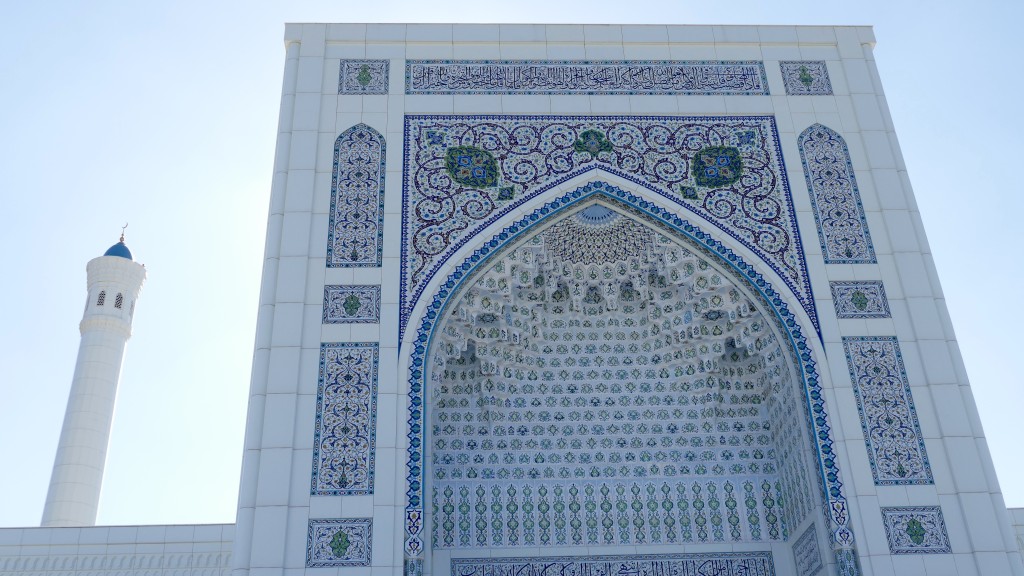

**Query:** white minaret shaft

left=41, top=236, right=146, bottom=527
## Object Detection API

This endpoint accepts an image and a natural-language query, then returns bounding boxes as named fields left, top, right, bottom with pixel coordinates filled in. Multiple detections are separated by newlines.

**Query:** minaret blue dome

left=103, top=240, right=133, bottom=260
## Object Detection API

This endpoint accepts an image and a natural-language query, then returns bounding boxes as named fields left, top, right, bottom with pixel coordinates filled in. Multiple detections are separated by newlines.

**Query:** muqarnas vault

left=229, top=24, right=1023, bottom=576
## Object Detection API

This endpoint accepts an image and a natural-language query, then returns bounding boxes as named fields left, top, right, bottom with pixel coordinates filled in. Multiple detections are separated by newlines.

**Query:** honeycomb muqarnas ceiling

left=427, top=203, right=816, bottom=548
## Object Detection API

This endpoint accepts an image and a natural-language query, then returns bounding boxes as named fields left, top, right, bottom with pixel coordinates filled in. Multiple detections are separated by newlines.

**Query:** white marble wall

left=230, top=23, right=1024, bottom=576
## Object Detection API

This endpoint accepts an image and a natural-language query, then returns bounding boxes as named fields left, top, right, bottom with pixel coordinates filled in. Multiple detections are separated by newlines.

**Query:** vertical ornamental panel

left=328, top=124, right=385, bottom=267
left=799, top=124, right=876, bottom=263
left=843, top=337, right=932, bottom=484
left=312, top=343, right=378, bottom=495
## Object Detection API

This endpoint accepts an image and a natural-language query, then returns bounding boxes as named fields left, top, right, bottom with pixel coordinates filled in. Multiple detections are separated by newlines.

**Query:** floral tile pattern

left=780, top=61, right=832, bottom=95
left=794, top=524, right=824, bottom=576
left=328, top=124, right=385, bottom=267
left=401, top=115, right=814, bottom=340
left=798, top=124, right=876, bottom=264
left=323, top=285, right=381, bottom=323
left=830, top=281, right=890, bottom=319
left=406, top=60, right=769, bottom=95
left=881, top=507, right=951, bottom=554
left=339, top=59, right=389, bottom=94
left=843, top=337, right=932, bottom=485
left=306, top=518, right=372, bottom=567
left=312, top=343, right=378, bottom=495
left=451, top=552, right=776, bottom=576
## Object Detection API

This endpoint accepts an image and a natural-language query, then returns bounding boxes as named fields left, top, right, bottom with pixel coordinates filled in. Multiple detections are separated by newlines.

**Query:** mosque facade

left=2, top=23, right=1023, bottom=576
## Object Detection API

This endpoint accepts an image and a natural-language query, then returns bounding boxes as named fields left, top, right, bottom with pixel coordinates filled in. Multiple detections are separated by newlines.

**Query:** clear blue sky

left=1, top=1, right=1020, bottom=527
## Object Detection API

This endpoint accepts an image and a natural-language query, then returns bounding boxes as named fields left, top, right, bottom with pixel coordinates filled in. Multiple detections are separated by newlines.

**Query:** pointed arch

left=327, top=123, right=385, bottom=267
left=402, top=181, right=858, bottom=571
left=798, top=124, right=876, bottom=264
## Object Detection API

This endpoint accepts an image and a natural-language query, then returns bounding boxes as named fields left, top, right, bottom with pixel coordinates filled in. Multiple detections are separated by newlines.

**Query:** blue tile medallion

left=323, top=285, right=381, bottom=323
left=780, top=61, right=832, bottom=95
left=881, top=506, right=951, bottom=554
left=830, top=281, right=890, bottom=319
left=306, top=518, right=372, bottom=567
left=339, top=59, right=389, bottom=94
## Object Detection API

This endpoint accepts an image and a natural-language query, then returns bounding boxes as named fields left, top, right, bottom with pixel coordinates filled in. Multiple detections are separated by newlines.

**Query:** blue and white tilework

left=881, top=507, right=951, bottom=554
left=306, top=518, right=372, bottom=567
left=843, top=337, right=932, bottom=485
left=798, top=124, right=876, bottom=264
left=339, top=59, right=389, bottom=94
left=406, top=60, right=769, bottom=95
left=451, top=552, right=776, bottom=576
left=401, top=115, right=815, bottom=340
left=780, top=61, right=832, bottom=96
left=830, top=281, right=890, bottom=319
left=328, top=124, right=385, bottom=267
left=793, top=524, right=823, bottom=576
left=405, top=182, right=857, bottom=562
left=312, top=343, right=378, bottom=495
left=323, top=285, right=381, bottom=323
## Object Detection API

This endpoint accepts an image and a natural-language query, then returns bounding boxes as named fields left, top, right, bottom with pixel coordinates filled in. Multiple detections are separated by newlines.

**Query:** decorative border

left=323, top=285, right=382, bottom=323
left=881, top=506, right=951, bottom=554
left=794, top=524, right=824, bottom=576
left=312, top=343, right=379, bottom=495
left=451, top=552, right=776, bottom=576
left=843, top=337, right=933, bottom=485
left=339, top=59, right=389, bottom=94
left=798, top=124, right=876, bottom=264
left=780, top=61, right=833, bottom=96
left=306, top=518, right=373, bottom=567
left=406, top=60, right=769, bottom=95
left=327, top=124, right=386, bottom=267
left=403, top=181, right=856, bottom=569
left=400, top=114, right=817, bottom=342
left=830, top=281, right=890, bottom=319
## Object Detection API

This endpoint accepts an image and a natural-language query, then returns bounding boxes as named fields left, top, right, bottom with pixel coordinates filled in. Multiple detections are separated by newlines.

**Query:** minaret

left=41, top=232, right=146, bottom=527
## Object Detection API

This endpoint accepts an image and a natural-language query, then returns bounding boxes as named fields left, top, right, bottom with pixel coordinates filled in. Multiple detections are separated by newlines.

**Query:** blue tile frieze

left=406, top=60, right=769, bottom=95
left=843, top=337, right=933, bottom=485
left=451, top=552, right=777, bottom=576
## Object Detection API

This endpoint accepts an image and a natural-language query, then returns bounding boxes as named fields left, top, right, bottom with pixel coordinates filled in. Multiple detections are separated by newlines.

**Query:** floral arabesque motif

left=780, top=61, right=832, bottom=96
left=798, top=124, right=875, bottom=264
left=312, top=343, right=378, bottom=495
left=401, top=115, right=814, bottom=340
left=328, top=124, right=385, bottom=267
left=339, top=59, right=389, bottom=94
left=843, top=337, right=932, bottom=485
left=323, top=285, right=381, bottom=323
left=830, top=281, right=889, bottom=319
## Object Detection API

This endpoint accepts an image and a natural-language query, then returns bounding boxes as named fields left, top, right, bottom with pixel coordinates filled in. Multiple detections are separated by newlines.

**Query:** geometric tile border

left=780, top=61, right=833, bottom=95
left=406, top=60, right=769, bottom=95
left=306, top=518, right=373, bottom=566
left=339, top=59, right=389, bottom=94
left=403, top=181, right=860, bottom=572
left=328, top=124, right=386, bottom=267
left=843, top=337, right=933, bottom=485
left=830, top=281, right=890, bottom=319
left=312, top=343, right=378, bottom=495
left=799, top=123, right=876, bottom=264
left=323, top=285, right=381, bottom=323
left=881, top=506, right=951, bottom=554
left=451, top=552, right=776, bottom=576
left=794, top=524, right=824, bottom=576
